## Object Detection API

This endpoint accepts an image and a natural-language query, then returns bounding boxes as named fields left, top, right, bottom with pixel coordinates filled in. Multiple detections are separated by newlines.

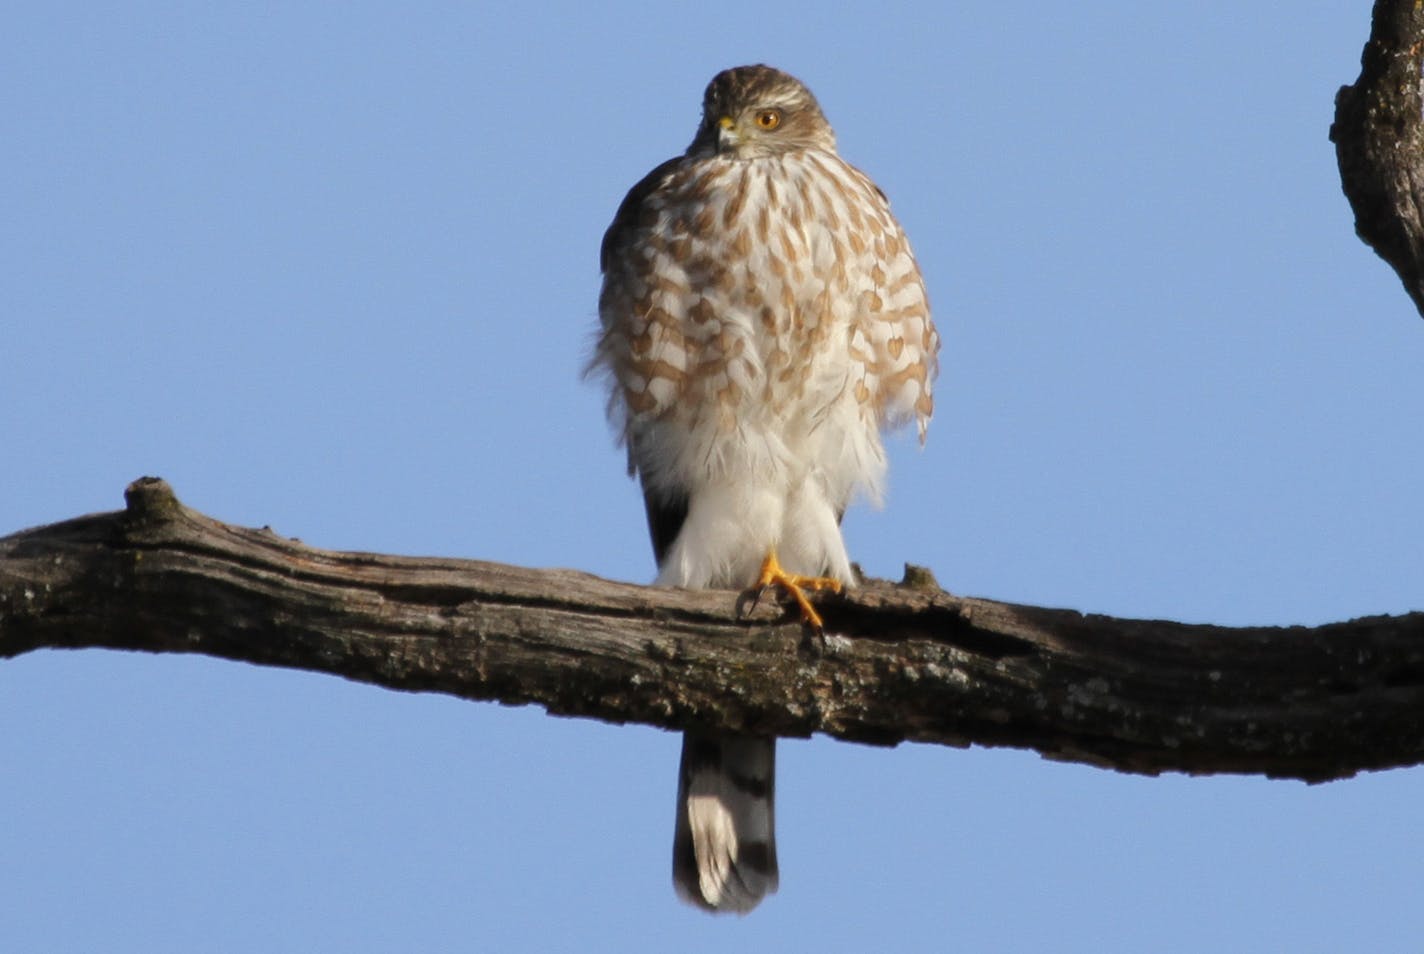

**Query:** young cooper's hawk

left=590, top=64, right=938, bottom=913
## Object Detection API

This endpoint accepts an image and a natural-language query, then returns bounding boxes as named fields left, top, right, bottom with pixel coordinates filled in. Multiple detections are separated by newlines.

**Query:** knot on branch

left=123, top=477, right=184, bottom=528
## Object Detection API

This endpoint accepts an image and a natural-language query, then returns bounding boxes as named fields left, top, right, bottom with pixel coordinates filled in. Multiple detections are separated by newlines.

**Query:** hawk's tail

left=673, top=731, right=779, bottom=914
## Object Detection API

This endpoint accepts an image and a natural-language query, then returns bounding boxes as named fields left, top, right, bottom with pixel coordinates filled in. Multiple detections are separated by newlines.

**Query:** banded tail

left=673, top=732, right=779, bottom=914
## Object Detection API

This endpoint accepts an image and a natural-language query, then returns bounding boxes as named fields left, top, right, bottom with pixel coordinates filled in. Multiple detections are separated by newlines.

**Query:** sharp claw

left=744, top=585, right=766, bottom=616
left=749, top=550, right=841, bottom=631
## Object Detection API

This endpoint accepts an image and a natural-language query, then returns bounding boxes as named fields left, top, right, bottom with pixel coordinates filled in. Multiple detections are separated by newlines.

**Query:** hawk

left=590, top=64, right=938, bottom=913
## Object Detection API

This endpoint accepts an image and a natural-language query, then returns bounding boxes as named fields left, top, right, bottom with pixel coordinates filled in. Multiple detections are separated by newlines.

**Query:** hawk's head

left=689, top=65, right=836, bottom=159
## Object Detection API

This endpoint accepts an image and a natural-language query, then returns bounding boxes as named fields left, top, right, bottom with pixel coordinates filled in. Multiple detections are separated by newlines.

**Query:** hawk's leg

left=748, top=549, right=843, bottom=632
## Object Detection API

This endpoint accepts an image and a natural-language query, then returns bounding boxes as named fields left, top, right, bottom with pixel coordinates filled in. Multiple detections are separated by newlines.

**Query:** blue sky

left=4, top=3, right=1423, bottom=951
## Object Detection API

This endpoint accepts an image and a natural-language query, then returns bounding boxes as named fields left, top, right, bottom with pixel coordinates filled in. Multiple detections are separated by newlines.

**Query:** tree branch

left=1332, top=0, right=1424, bottom=317
left=2, top=478, right=1422, bottom=783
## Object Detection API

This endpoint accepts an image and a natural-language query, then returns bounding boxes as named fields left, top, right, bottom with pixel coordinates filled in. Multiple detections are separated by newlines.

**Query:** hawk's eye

left=754, top=109, right=781, bottom=130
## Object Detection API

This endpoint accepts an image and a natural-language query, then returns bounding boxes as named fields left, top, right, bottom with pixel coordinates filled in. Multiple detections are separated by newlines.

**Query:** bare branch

left=2, top=477, right=1422, bottom=783
left=1333, top=0, right=1424, bottom=317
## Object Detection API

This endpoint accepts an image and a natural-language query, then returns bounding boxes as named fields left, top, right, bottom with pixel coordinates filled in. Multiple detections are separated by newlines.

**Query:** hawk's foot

left=748, top=550, right=843, bottom=633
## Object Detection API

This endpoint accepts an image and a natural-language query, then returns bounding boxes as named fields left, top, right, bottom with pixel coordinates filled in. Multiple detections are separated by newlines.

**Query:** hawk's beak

left=716, top=115, right=740, bottom=151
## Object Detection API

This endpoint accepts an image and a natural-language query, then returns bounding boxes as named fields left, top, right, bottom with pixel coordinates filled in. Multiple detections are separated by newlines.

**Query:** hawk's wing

left=599, top=156, right=684, bottom=275
left=598, top=155, right=693, bottom=565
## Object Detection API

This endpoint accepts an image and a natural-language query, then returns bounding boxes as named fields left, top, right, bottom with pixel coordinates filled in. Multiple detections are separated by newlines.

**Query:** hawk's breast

left=595, top=148, right=937, bottom=496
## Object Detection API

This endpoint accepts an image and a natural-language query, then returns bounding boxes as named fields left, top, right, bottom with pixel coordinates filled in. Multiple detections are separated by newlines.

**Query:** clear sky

left=4, top=3, right=1422, bottom=951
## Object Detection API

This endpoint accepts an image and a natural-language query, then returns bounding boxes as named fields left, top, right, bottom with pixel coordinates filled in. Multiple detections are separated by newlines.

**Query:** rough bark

left=2, top=477, right=1422, bottom=784
left=1333, top=0, right=1424, bottom=317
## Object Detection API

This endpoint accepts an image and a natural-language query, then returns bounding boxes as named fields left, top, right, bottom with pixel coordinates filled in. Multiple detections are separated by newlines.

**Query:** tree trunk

left=1332, top=0, right=1424, bottom=318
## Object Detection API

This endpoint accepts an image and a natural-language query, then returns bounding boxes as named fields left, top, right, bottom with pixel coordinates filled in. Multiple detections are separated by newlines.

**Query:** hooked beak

left=716, top=115, right=740, bottom=151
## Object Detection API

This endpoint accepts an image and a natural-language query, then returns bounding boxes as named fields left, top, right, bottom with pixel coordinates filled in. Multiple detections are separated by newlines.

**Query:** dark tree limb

left=1333, top=0, right=1424, bottom=317
left=2, top=478, right=1423, bottom=784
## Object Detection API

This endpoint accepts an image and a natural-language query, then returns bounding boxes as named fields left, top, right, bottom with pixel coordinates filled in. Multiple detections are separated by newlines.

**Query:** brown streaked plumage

left=589, top=64, right=939, bottom=914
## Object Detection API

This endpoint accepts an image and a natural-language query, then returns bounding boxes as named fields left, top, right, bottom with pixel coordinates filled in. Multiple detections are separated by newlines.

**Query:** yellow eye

left=754, top=109, right=781, bottom=130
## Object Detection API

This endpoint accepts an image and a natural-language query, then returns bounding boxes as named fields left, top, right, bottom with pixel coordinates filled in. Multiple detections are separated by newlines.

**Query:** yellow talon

left=752, top=550, right=843, bottom=632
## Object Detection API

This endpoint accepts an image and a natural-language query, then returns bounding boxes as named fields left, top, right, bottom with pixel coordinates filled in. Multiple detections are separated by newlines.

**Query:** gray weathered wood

left=2, top=477, right=1421, bottom=783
